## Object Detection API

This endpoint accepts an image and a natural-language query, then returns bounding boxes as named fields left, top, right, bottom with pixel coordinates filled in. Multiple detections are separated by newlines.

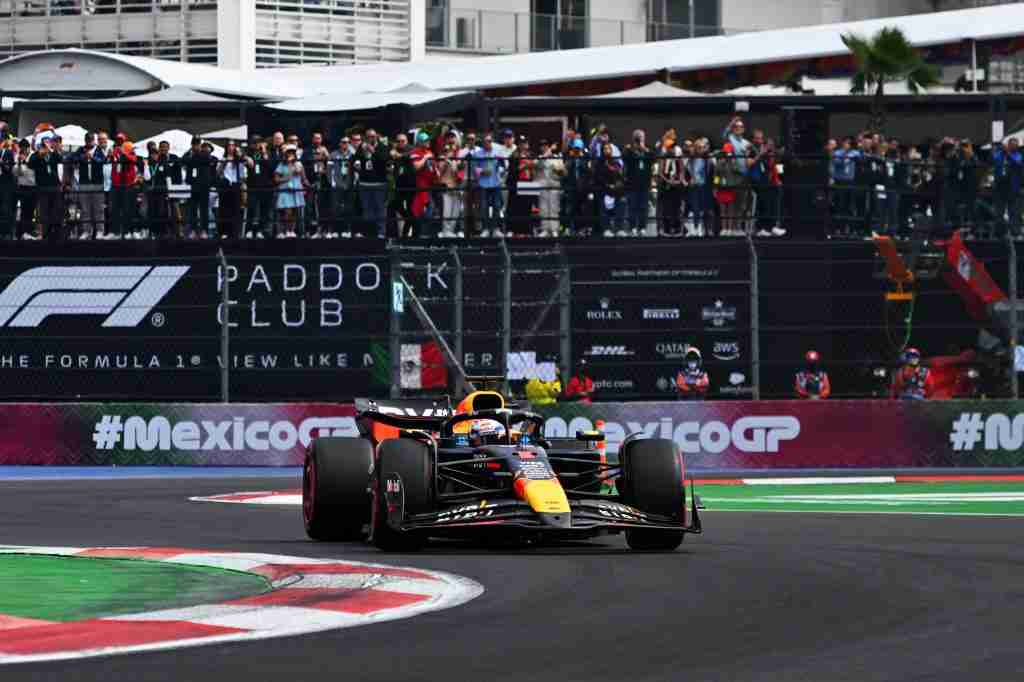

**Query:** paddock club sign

left=0, top=246, right=390, bottom=401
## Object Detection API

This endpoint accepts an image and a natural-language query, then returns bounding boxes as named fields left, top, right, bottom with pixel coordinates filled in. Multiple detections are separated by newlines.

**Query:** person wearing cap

left=562, top=137, right=590, bottom=237
left=328, top=136, right=355, bottom=238
left=29, top=138, right=65, bottom=241
left=458, top=131, right=482, bottom=237
left=110, top=140, right=143, bottom=239
left=183, top=139, right=216, bottom=238
left=563, top=360, right=595, bottom=404
left=406, top=130, right=437, bottom=239
left=13, top=139, right=38, bottom=239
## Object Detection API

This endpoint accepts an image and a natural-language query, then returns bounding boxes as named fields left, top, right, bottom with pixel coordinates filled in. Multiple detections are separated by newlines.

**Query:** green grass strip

left=0, top=555, right=270, bottom=622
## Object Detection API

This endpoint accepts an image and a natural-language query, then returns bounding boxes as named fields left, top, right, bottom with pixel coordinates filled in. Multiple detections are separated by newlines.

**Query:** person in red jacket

left=675, top=346, right=710, bottom=400
left=891, top=347, right=934, bottom=400
left=795, top=350, right=831, bottom=399
left=110, top=140, right=141, bottom=238
left=563, top=360, right=594, bottom=404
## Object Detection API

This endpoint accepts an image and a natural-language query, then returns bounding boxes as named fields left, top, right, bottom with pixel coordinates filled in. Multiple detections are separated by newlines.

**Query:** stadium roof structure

left=0, top=4, right=1022, bottom=101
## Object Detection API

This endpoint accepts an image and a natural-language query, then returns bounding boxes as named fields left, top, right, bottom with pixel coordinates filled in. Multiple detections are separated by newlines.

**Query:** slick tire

left=303, top=437, right=373, bottom=542
left=372, top=438, right=434, bottom=552
left=619, top=438, right=686, bottom=552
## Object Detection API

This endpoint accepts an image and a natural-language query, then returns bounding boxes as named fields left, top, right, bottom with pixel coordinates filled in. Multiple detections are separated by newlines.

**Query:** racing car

left=302, top=389, right=701, bottom=552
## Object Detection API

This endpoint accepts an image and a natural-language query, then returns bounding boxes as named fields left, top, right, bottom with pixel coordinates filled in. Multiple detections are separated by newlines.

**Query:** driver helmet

left=684, top=346, right=702, bottom=371
left=903, top=347, right=921, bottom=367
left=469, top=419, right=507, bottom=447
left=805, top=350, right=821, bottom=370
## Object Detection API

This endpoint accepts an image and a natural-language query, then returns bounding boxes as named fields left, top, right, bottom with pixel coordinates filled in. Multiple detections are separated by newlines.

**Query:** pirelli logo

left=0, top=266, right=189, bottom=328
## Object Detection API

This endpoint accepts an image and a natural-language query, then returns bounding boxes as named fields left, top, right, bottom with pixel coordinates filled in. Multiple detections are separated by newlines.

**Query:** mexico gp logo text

left=93, top=415, right=358, bottom=452
left=544, top=416, right=801, bottom=454
left=0, top=266, right=189, bottom=328
left=951, top=412, right=1024, bottom=452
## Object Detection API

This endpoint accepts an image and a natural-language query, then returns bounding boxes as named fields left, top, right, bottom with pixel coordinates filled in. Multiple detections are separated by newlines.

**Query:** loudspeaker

left=781, top=106, right=828, bottom=156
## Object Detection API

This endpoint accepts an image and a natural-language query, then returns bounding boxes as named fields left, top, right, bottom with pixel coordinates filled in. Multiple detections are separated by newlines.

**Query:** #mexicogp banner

left=2, top=400, right=1024, bottom=468
left=0, top=403, right=357, bottom=466
left=537, top=400, right=1024, bottom=469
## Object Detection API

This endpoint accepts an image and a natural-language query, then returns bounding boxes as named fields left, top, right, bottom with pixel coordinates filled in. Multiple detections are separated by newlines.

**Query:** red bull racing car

left=302, top=390, right=701, bottom=552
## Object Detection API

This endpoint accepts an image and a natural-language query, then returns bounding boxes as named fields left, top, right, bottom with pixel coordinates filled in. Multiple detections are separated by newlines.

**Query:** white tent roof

left=134, top=129, right=223, bottom=159
left=590, top=81, right=706, bottom=98
left=256, top=4, right=1024, bottom=97
left=266, top=83, right=472, bottom=113
left=54, top=124, right=87, bottom=147
left=2, top=5, right=1023, bottom=101
left=200, top=124, right=249, bottom=140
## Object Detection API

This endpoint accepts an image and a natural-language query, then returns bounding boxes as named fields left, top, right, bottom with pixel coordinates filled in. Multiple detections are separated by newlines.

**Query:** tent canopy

left=134, top=129, right=224, bottom=159
left=3, top=4, right=1023, bottom=100
left=14, top=85, right=265, bottom=112
left=266, top=83, right=477, bottom=114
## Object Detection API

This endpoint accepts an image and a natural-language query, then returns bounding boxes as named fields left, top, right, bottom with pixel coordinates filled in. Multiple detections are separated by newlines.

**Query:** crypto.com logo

left=0, top=266, right=189, bottom=328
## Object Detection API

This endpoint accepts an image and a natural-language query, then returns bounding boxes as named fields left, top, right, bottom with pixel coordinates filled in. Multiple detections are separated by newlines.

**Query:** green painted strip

left=698, top=481, right=1024, bottom=517
left=0, top=555, right=270, bottom=622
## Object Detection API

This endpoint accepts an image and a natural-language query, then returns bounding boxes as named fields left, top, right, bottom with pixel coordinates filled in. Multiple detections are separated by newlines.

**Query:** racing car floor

left=3, top=475, right=1023, bottom=682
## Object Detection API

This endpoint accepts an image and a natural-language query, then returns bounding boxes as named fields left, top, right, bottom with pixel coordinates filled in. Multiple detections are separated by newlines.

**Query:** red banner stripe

left=0, top=614, right=56, bottom=631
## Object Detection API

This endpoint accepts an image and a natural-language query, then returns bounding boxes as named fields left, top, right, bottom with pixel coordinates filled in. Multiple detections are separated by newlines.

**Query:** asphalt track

left=3, top=475, right=1024, bottom=682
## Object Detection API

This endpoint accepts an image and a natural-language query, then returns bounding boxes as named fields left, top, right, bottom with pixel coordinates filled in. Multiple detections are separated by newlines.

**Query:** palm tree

left=841, top=27, right=941, bottom=132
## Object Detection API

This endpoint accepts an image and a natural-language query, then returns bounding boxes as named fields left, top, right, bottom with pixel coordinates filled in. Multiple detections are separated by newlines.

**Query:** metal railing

left=2, top=151, right=1022, bottom=242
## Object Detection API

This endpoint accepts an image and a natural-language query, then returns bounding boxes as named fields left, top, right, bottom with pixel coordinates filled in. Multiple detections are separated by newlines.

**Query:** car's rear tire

left=372, top=438, right=434, bottom=552
left=619, top=438, right=686, bottom=552
left=303, top=437, right=373, bottom=542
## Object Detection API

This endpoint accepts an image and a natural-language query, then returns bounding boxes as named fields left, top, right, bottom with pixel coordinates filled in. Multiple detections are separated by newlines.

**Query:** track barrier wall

left=2, top=400, right=1024, bottom=468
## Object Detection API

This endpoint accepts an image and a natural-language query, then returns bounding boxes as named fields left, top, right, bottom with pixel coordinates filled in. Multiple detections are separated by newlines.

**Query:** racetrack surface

left=2, top=476, right=1023, bottom=682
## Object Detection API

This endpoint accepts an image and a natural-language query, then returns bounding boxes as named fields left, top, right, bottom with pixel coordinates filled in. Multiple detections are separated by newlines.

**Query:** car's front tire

left=303, top=437, right=373, bottom=541
left=619, top=438, right=686, bottom=551
left=372, top=438, right=434, bottom=552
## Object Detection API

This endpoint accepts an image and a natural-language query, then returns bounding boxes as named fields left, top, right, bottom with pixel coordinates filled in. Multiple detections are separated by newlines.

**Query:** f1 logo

left=0, top=266, right=189, bottom=327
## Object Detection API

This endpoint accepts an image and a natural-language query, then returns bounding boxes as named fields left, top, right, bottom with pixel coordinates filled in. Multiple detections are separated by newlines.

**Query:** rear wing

left=354, top=398, right=453, bottom=435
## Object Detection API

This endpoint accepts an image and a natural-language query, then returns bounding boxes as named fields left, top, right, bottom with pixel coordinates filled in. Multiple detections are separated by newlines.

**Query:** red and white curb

left=0, top=546, right=483, bottom=665
left=191, top=490, right=303, bottom=505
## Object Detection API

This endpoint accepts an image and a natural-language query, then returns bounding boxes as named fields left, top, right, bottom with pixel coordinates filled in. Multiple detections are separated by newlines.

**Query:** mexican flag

left=400, top=342, right=448, bottom=390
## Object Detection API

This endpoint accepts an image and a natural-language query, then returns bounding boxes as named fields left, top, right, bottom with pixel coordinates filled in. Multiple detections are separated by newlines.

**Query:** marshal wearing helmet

left=891, top=347, right=934, bottom=400
left=795, top=350, right=831, bottom=400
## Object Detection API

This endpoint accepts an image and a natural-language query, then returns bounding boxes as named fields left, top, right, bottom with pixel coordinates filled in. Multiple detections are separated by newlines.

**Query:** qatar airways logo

left=544, top=416, right=801, bottom=454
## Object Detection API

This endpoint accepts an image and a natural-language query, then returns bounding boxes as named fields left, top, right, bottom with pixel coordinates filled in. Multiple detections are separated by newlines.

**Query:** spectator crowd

left=0, top=116, right=1021, bottom=241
